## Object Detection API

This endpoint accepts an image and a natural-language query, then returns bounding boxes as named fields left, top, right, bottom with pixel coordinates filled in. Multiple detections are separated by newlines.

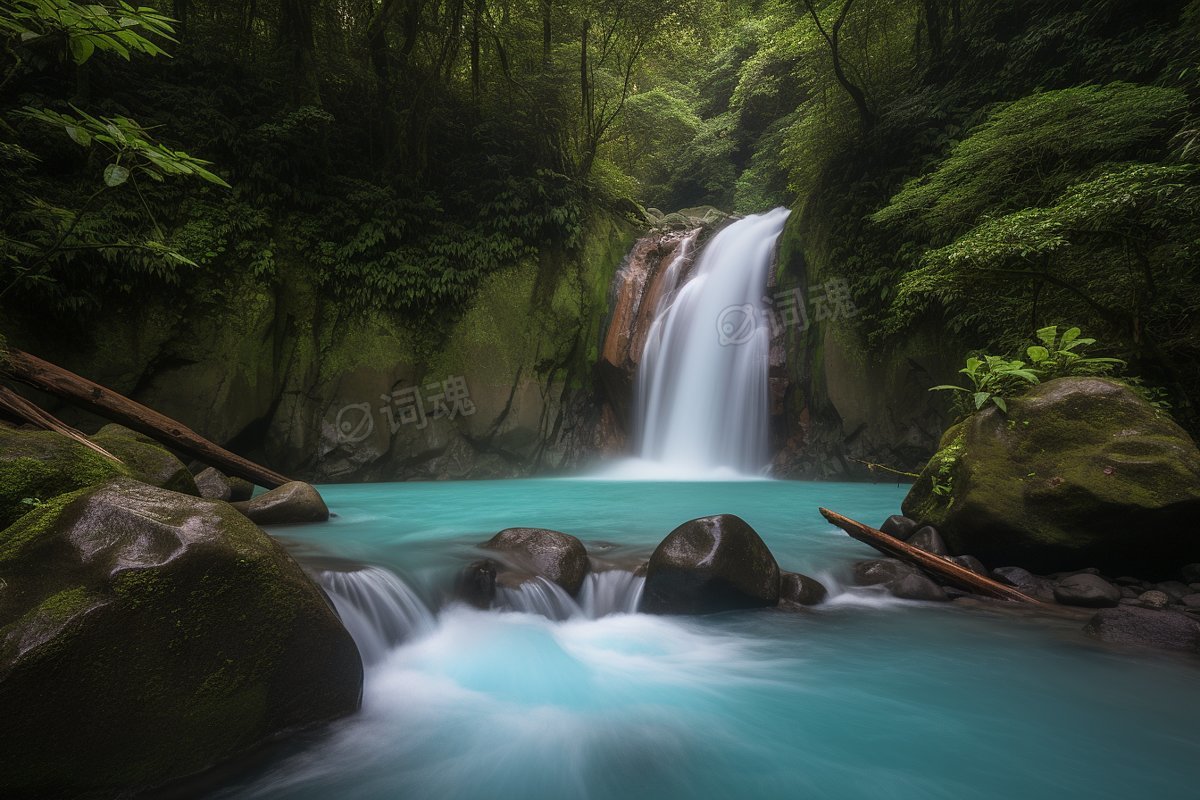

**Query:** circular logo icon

left=335, top=402, right=375, bottom=443
left=716, top=303, right=757, bottom=346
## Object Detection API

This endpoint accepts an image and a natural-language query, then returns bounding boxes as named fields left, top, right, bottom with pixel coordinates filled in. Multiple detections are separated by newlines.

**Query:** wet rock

left=1120, top=586, right=1139, bottom=599
left=1083, top=606, right=1200, bottom=654
left=993, top=566, right=1057, bottom=602
left=1053, top=574, right=1121, bottom=608
left=880, top=515, right=919, bottom=540
left=483, top=528, right=590, bottom=596
left=853, top=559, right=948, bottom=602
left=950, top=555, right=988, bottom=576
left=231, top=481, right=329, bottom=525
left=1139, top=590, right=1170, bottom=609
left=0, top=477, right=362, bottom=796
left=90, top=425, right=198, bottom=496
left=908, top=526, right=949, bottom=556
left=455, top=559, right=497, bottom=609
left=1181, top=593, right=1200, bottom=609
left=779, top=571, right=828, bottom=606
left=902, top=377, right=1200, bottom=575
left=641, top=514, right=781, bottom=614
left=0, top=425, right=128, bottom=529
left=194, top=467, right=255, bottom=502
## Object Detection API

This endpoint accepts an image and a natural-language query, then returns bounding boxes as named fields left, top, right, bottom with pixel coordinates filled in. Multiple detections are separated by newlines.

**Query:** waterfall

left=317, top=566, right=436, bottom=665
left=579, top=570, right=645, bottom=617
left=633, top=207, right=790, bottom=474
left=496, top=576, right=582, bottom=621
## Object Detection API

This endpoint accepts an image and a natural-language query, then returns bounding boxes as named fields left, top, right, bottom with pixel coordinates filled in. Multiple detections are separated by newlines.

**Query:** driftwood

left=2, top=348, right=292, bottom=489
left=0, top=384, right=121, bottom=462
left=819, top=507, right=1045, bottom=605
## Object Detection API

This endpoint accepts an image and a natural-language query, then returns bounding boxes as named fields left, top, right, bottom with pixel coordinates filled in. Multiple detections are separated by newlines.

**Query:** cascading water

left=633, top=207, right=791, bottom=475
left=579, top=569, right=645, bottom=617
left=495, top=576, right=582, bottom=621
left=316, top=567, right=436, bottom=664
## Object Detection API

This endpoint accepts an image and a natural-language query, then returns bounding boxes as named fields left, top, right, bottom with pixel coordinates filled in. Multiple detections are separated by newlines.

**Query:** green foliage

left=0, top=0, right=175, bottom=66
left=932, top=327, right=1126, bottom=415
left=871, top=83, right=1188, bottom=241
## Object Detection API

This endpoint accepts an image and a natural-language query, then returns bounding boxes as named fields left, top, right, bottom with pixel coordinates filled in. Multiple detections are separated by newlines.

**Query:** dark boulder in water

left=195, top=466, right=255, bottom=502
left=483, top=527, right=590, bottom=596
left=0, top=477, right=362, bottom=797
left=456, top=559, right=498, bottom=609
left=779, top=571, right=828, bottom=606
left=1053, top=573, right=1121, bottom=607
left=880, top=515, right=919, bottom=540
left=907, top=526, right=949, bottom=556
left=231, top=480, right=329, bottom=525
left=853, top=559, right=948, bottom=602
left=641, top=514, right=780, bottom=614
left=1083, top=606, right=1200, bottom=653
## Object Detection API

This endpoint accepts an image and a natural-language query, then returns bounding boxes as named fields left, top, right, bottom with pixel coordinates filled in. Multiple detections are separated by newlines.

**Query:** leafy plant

left=1025, top=325, right=1123, bottom=379
left=931, top=355, right=1041, bottom=413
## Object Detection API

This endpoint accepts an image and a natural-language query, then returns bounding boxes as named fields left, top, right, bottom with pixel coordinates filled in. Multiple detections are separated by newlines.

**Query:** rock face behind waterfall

left=902, top=378, right=1200, bottom=576
left=641, top=514, right=781, bottom=614
left=0, top=478, right=363, bottom=797
left=483, top=527, right=590, bottom=595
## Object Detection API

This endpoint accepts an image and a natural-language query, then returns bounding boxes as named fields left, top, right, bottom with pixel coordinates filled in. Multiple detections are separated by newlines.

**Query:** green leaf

left=65, top=125, right=91, bottom=147
left=69, top=36, right=96, bottom=65
left=103, top=163, right=130, bottom=187
left=1036, top=326, right=1058, bottom=347
left=928, top=385, right=968, bottom=393
left=973, top=391, right=990, bottom=409
left=991, top=396, right=1008, bottom=413
left=1026, top=345, right=1049, bottom=363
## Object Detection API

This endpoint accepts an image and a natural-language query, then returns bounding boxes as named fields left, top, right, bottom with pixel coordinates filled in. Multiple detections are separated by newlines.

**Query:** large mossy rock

left=903, top=378, right=1200, bottom=575
left=482, top=527, right=590, bottom=595
left=0, top=478, right=362, bottom=797
left=90, top=424, right=198, bottom=496
left=0, top=424, right=129, bottom=530
left=641, top=514, right=781, bottom=614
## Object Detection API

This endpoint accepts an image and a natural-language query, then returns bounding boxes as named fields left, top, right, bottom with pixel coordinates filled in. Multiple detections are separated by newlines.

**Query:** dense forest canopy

left=1, top=0, right=1198, bottom=424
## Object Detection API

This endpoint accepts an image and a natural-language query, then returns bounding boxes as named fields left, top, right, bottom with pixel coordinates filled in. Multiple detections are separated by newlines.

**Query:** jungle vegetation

left=1, top=1, right=1198, bottom=426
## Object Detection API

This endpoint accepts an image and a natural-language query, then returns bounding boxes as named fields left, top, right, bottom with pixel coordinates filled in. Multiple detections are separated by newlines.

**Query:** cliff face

left=10, top=215, right=639, bottom=482
left=768, top=212, right=959, bottom=479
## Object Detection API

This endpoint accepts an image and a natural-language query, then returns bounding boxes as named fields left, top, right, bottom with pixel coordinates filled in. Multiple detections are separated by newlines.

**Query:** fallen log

left=2, top=348, right=292, bottom=489
left=818, top=507, right=1045, bottom=605
left=0, top=384, right=121, bottom=463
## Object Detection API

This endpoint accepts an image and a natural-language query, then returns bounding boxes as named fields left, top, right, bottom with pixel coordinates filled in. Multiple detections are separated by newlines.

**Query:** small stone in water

left=1181, top=593, right=1200, bottom=609
left=1139, top=590, right=1170, bottom=609
left=908, top=526, right=949, bottom=556
left=1053, top=574, right=1121, bottom=608
left=880, top=515, right=919, bottom=540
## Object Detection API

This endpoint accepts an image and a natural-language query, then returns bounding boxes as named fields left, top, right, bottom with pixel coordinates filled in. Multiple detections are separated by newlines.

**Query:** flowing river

left=211, top=478, right=1200, bottom=800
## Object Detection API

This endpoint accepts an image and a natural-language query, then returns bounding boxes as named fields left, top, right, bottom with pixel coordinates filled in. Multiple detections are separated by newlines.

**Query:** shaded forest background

left=2, top=0, right=1199, bottom=430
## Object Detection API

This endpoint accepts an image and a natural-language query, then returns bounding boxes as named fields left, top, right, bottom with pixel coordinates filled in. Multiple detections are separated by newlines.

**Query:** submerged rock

left=641, top=514, right=780, bottom=614
left=90, top=424, right=198, bottom=496
left=993, top=566, right=1057, bottom=602
left=779, top=571, right=828, bottom=606
left=0, top=477, right=362, bottom=796
left=852, top=559, right=948, bottom=602
left=903, top=378, right=1200, bottom=576
left=1053, top=574, right=1121, bottom=607
left=231, top=480, right=329, bottom=525
left=1083, top=606, right=1200, bottom=654
left=482, top=528, right=589, bottom=596
left=455, top=559, right=498, bottom=609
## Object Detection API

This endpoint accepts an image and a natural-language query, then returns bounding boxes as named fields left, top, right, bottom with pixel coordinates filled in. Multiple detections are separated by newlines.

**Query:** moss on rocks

left=0, top=477, right=362, bottom=796
left=0, top=425, right=131, bottom=530
left=902, top=377, right=1200, bottom=575
left=90, top=424, right=199, bottom=495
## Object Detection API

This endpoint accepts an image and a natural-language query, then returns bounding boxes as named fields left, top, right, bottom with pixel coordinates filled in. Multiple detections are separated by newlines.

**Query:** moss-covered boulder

left=641, top=514, right=781, bottom=614
left=90, top=424, right=198, bottom=496
left=903, top=378, right=1200, bottom=575
left=0, top=477, right=362, bottom=797
left=0, top=424, right=129, bottom=529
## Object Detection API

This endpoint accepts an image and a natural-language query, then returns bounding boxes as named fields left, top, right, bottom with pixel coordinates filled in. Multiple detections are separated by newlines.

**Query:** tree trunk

left=541, top=0, right=552, bottom=65
left=818, top=508, right=1046, bottom=604
left=3, top=349, right=293, bottom=488
left=279, top=0, right=322, bottom=107
left=0, top=384, right=119, bottom=462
